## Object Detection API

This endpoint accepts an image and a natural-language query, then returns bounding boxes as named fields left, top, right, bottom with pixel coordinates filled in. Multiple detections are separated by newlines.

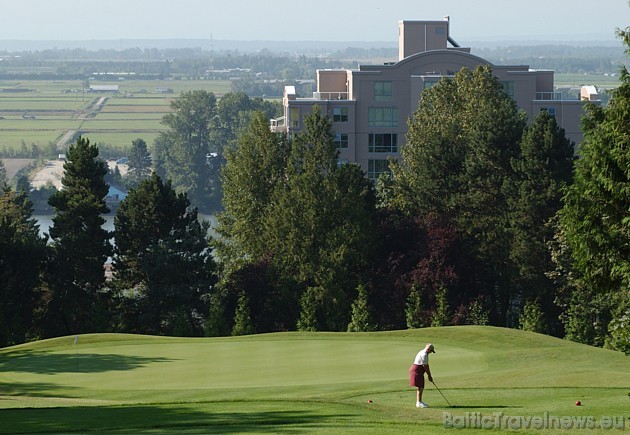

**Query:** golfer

left=409, top=343, right=435, bottom=408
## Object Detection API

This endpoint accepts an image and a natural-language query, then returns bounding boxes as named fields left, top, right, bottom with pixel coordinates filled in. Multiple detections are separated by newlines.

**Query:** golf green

left=0, top=327, right=628, bottom=433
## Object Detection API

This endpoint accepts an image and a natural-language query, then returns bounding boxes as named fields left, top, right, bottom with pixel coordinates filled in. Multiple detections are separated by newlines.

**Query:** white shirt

left=413, top=349, right=430, bottom=366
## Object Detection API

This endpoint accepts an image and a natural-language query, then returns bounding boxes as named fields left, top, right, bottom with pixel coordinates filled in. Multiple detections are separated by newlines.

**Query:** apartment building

left=270, top=18, right=598, bottom=180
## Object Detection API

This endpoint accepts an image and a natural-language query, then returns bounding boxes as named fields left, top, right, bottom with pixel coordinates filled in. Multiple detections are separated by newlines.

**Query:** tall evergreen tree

left=264, top=105, right=375, bottom=330
left=216, top=111, right=289, bottom=271
left=231, top=292, right=254, bottom=336
left=125, top=138, right=153, bottom=189
left=0, top=189, right=47, bottom=346
left=559, top=26, right=630, bottom=349
left=347, top=283, right=374, bottom=332
left=113, top=172, right=216, bottom=336
left=214, top=112, right=294, bottom=332
left=507, top=110, right=575, bottom=333
left=218, top=105, right=375, bottom=331
left=405, top=284, right=425, bottom=329
left=44, top=137, right=111, bottom=336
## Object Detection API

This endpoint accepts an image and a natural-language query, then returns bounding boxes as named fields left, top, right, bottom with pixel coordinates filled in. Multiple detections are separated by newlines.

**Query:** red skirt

left=409, top=364, right=425, bottom=388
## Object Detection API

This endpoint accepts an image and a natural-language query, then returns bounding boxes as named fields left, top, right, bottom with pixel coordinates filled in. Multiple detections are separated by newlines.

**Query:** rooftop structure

left=271, top=18, right=598, bottom=180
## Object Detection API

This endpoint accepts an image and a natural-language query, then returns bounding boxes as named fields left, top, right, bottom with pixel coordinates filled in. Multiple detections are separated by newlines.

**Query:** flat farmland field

left=82, top=132, right=162, bottom=149
left=0, top=79, right=232, bottom=155
left=555, top=73, right=620, bottom=90
left=0, top=130, right=67, bottom=151
left=80, top=119, right=164, bottom=131
left=94, top=112, right=166, bottom=120
left=0, top=96, right=86, bottom=112
left=2, top=119, right=84, bottom=130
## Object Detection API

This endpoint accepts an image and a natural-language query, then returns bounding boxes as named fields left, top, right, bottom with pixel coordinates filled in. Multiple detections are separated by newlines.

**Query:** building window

left=541, top=107, right=557, bottom=117
left=334, top=133, right=349, bottom=149
left=424, top=81, right=437, bottom=90
left=374, top=81, right=393, bottom=101
left=368, top=133, right=398, bottom=153
left=368, top=107, right=398, bottom=127
left=333, top=107, right=348, bottom=122
left=290, top=107, right=300, bottom=128
left=502, top=81, right=515, bottom=99
left=368, top=159, right=391, bottom=180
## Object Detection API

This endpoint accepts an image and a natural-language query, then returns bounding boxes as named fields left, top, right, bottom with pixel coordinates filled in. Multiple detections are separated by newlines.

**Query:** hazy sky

left=1, top=0, right=628, bottom=42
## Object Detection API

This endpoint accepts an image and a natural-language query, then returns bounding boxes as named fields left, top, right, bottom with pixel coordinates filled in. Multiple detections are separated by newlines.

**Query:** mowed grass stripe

left=0, top=120, right=83, bottom=129
left=99, top=106, right=171, bottom=113
left=81, top=120, right=163, bottom=130
left=94, top=113, right=166, bottom=120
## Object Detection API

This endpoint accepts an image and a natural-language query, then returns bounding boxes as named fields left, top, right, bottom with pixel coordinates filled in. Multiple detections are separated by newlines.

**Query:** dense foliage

left=557, top=27, right=630, bottom=353
left=154, top=91, right=280, bottom=213
left=215, top=106, right=375, bottom=333
left=112, top=173, right=216, bottom=336
left=1, top=30, right=628, bottom=352
left=0, top=189, right=47, bottom=346
left=125, top=138, right=153, bottom=189
left=155, top=90, right=219, bottom=210
left=42, top=137, right=112, bottom=336
left=388, top=65, right=527, bottom=326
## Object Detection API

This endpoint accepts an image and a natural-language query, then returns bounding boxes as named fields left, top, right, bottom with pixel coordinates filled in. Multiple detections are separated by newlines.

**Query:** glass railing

left=535, top=91, right=563, bottom=101
left=313, top=91, right=350, bottom=100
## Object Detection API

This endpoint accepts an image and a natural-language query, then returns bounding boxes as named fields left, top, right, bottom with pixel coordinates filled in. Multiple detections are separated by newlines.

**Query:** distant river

left=34, top=214, right=217, bottom=239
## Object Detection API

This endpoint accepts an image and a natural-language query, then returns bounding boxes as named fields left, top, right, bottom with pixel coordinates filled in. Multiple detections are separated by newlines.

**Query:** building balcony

left=313, top=91, right=350, bottom=100
left=535, top=91, right=565, bottom=101
left=270, top=116, right=287, bottom=133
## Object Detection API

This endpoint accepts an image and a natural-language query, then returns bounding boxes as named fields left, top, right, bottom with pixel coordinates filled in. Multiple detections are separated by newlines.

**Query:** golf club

left=431, top=380, right=453, bottom=407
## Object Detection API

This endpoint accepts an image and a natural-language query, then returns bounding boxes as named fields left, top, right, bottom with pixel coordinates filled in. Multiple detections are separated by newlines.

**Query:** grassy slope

left=0, top=327, right=628, bottom=434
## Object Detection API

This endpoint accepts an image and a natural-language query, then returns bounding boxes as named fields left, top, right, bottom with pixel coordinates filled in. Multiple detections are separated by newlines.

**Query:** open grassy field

left=555, top=73, right=620, bottom=91
left=0, top=80, right=232, bottom=155
left=0, top=326, right=628, bottom=434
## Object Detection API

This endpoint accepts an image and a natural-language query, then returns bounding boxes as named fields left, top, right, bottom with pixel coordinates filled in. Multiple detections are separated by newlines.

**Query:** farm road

left=56, top=96, right=108, bottom=149
left=56, top=130, right=77, bottom=149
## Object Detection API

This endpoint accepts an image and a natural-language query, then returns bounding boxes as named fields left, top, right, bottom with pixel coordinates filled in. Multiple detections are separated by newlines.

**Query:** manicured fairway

left=0, top=327, right=628, bottom=433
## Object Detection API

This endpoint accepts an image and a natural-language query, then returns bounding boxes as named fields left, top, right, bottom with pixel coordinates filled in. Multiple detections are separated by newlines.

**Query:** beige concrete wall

left=532, top=100, right=585, bottom=144
left=535, top=70, right=555, bottom=93
left=317, top=70, right=348, bottom=94
left=399, top=20, right=449, bottom=60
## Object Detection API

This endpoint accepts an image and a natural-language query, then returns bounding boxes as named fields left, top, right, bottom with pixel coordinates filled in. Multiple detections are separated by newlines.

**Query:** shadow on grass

left=0, top=404, right=354, bottom=434
left=0, top=381, right=82, bottom=397
left=446, top=405, right=522, bottom=409
left=0, top=351, right=176, bottom=374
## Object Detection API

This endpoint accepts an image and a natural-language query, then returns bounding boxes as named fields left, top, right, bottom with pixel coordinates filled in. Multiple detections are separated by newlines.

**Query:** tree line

left=1, top=35, right=628, bottom=353
left=0, top=48, right=353, bottom=85
left=1, top=44, right=626, bottom=82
